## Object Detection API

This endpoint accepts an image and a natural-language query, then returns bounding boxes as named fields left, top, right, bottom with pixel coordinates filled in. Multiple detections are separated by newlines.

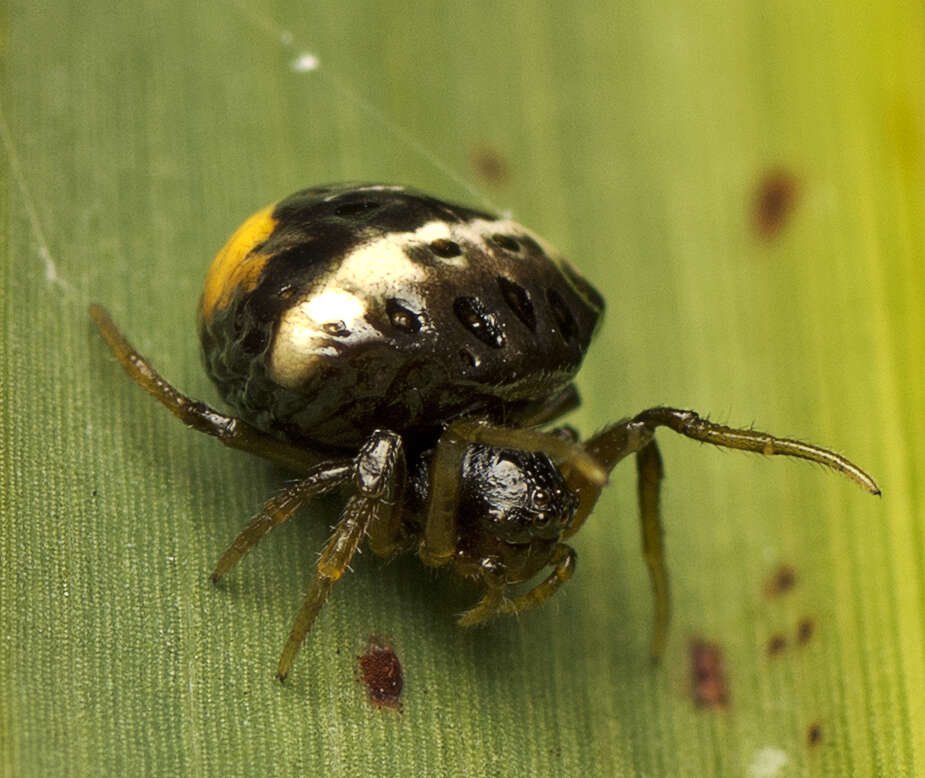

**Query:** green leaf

left=3, top=1, right=922, bottom=775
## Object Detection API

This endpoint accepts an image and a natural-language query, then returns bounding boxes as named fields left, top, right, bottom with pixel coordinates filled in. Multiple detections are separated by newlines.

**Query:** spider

left=91, top=183, right=879, bottom=680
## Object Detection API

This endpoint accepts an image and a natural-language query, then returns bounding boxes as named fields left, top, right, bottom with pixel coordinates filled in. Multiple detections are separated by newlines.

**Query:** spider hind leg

left=90, top=303, right=322, bottom=472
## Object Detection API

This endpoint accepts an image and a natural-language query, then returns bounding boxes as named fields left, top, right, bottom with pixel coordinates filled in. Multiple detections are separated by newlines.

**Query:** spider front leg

left=455, top=543, right=578, bottom=626
left=498, top=543, right=578, bottom=616
left=562, top=406, right=880, bottom=659
left=276, top=430, right=407, bottom=681
left=630, top=407, right=881, bottom=494
left=419, top=418, right=606, bottom=567
left=454, top=558, right=506, bottom=626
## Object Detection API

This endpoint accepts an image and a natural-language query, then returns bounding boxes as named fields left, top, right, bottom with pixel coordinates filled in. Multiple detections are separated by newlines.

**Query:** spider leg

left=562, top=406, right=879, bottom=659
left=636, top=441, right=668, bottom=659
left=90, top=304, right=321, bottom=472
left=418, top=423, right=470, bottom=567
left=276, top=430, right=406, bottom=681
left=456, top=581, right=505, bottom=627
left=631, top=407, right=880, bottom=494
left=276, top=494, right=369, bottom=680
left=419, top=418, right=607, bottom=566
left=457, top=543, right=577, bottom=626
left=497, top=543, right=577, bottom=617
left=560, top=416, right=654, bottom=538
left=211, top=461, right=352, bottom=582
left=361, top=432, right=408, bottom=558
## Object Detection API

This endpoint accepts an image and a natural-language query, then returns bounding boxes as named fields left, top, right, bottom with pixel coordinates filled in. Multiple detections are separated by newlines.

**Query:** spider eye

left=531, top=487, right=552, bottom=511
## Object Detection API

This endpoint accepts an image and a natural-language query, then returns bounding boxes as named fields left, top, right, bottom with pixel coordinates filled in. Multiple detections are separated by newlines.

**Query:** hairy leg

left=276, top=431, right=407, bottom=681
left=276, top=493, right=372, bottom=681
left=90, top=304, right=321, bottom=472
left=564, top=407, right=879, bottom=658
left=211, top=462, right=352, bottom=582
left=456, top=582, right=505, bottom=627
left=456, top=544, right=577, bottom=626
left=497, top=544, right=577, bottom=616
left=631, top=407, right=880, bottom=494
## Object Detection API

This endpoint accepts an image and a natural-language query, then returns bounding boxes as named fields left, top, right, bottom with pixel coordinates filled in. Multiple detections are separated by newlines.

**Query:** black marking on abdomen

left=453, top=296, right=506, bottom=349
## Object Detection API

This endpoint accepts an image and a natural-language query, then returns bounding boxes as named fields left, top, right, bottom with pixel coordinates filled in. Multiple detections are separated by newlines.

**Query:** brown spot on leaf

left=796, top=617, right=815, bottom=645
left=766, top=565, right=797, bottom=597
left=358, top=636, right=403, bottom=711
left=807, top=721, right=823, bottom=747
left=752, top=168, right=800, bottom=240
left=767, top=633, right=787, bottom=656
left=690, top=639, right=728, bottom=708
left=471, top=145, right=511, bottom=187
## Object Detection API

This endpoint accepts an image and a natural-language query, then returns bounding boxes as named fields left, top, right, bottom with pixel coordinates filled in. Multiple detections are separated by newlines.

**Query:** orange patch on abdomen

left=198, top=204, right=278, bottom=321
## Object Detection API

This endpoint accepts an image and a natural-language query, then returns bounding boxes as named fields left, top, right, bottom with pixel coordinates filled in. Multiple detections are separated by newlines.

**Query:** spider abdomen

left=198, top=184, right=605, bottom=448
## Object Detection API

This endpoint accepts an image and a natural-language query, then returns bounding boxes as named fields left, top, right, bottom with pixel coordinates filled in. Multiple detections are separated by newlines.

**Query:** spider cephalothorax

left=92, top=183, right=879, bottom=680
